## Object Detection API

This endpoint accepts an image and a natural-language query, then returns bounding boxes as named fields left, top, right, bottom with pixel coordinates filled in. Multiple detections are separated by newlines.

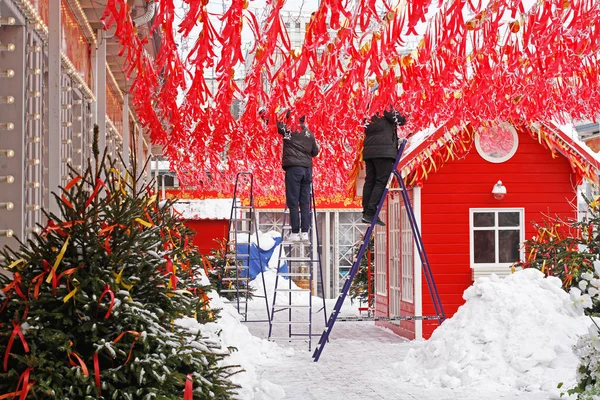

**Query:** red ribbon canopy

left=102, top=0, right=600, bottom=199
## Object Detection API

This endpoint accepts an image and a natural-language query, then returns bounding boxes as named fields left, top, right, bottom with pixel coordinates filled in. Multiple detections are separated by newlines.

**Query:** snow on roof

left=396, top=120, right=600, bottom=187
left=172, top=198, right=233, bottom=220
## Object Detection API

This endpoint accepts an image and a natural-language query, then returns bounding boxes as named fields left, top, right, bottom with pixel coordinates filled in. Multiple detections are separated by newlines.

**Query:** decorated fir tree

left=202, top=239, right=255, bottom=302
left=349, top=237, right=375, bottom=309
left=515, top=215, right=596, bottom=290
left=0, top=140, right=239, bottom=398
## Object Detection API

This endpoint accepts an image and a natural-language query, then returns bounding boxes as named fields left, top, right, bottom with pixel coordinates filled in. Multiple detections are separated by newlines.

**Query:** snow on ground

left=179, top=239, right=591, bottom=400
left=183, top=252, right=592, bottom=399
left=393, top=269, right=589, bottom=396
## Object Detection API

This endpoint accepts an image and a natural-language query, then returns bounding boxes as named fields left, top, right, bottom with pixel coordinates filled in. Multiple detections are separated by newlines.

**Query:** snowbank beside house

left=393, top=269, right=590, bottom=396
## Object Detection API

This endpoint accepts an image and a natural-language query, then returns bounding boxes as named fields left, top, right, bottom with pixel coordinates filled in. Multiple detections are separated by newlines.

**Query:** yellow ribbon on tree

left=46, top=236, right=70, bottom=284
left=5, top=259, right=26, bottom=270
left=135, top=218, right=152, bottom=228
left=63, top=278, right=80, bottom=303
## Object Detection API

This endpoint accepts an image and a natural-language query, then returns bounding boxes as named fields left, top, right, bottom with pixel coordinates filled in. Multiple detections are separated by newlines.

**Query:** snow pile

left=250, top=270, right=309, bottom=306
left=177, top=293, right=291, bottom=400
left=394, top=269, right=591, bottom=395
left=250, top=230, right=280, bottom=253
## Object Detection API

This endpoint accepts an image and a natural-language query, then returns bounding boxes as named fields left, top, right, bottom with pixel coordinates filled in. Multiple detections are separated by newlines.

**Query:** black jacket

left=362, top=110, right=407, bottom=160
left=277, top=122, right=319, bottom=169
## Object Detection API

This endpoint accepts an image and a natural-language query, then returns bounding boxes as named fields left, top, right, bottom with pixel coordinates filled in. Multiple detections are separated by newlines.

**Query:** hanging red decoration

left=100, top=0, right=600, bottom=200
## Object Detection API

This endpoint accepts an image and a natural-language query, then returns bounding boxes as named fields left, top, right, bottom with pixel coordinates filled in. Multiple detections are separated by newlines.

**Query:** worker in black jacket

left=362, top=107, right=407, bottom=226
left=277, top=113, right=320, bottom=242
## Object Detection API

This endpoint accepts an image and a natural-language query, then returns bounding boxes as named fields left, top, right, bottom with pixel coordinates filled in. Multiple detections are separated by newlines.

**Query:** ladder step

left=273, top=305, right=311, bottom=310
left=221, top=277, right=250, bottom=281
left=270, top=321, right=311, bottom=325
left=281, top=240, right=311, bottom=245
left=226, top=253, right=250, bottom=258
left=233, top=205, right=253, bottom=210
left=279, top=257, right=315, bottom=262
left=336, top=315, right=442, bottom=322
left=220, top=290, right=249, bottom=294
left=278, top=273, right=311, bottom=277
left=275, top=288, right=311, bottom=292
left=268, top=337, right=308, bottom=342
left=223, top=266, right=249, bottom=270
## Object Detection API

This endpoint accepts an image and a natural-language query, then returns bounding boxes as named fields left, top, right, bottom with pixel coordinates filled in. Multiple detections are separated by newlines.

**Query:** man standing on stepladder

left=277, top=111, right=319, bottom=242
left=361, top=107, right=407, bottom=226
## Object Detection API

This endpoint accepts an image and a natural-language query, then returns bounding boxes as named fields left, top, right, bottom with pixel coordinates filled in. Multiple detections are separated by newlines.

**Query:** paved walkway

left=245, top=304, right=555, bottom=400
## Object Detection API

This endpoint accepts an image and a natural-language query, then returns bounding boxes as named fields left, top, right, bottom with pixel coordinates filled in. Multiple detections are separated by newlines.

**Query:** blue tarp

left=236, top=236, right=287, bottom=279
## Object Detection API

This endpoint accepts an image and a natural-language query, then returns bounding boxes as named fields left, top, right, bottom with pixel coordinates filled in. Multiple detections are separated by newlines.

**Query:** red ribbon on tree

left=3, top=322, right=29, bottom=372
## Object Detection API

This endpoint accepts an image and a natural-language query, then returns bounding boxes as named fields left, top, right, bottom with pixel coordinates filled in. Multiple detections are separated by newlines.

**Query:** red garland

left=100, top=0, right=600, bottom=199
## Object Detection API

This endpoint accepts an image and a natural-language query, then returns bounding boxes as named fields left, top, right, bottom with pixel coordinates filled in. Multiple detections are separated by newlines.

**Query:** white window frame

left=474, top=122, right=519, bottom=164
left=469, top=208, right=525, bottom=275
left=401, top=206, right=414, bottom=303
left=375, top=211, right=387, bottom=296
left=389, top=197, right=401, bottom=316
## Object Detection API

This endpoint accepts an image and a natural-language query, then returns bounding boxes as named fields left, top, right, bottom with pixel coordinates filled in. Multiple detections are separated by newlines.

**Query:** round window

left=475, top=122, right=519, bottom=163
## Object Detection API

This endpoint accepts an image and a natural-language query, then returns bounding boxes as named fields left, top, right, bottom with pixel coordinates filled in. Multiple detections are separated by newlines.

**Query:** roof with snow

left=172, top=199, right=233, bottom=220
left=393, top=120, right=600, bottom=187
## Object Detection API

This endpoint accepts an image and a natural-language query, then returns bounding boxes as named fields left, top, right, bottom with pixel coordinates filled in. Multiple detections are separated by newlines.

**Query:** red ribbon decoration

left=184, top=374, right=193, bottom=400
left=98, top=285, right=115, bottom=319
left=0, top=367, right=34, bottom=400
left=84, top=178, right=107, bottom=209
left=112, top=330, right=142, bottom=365
left=67, top=341, right=89, bottom=377
left=61, top=176, right=82, bottom=210
left=3, top=322, right=30, bottom=372
left=93, top=352, right=101, bottom=394
left=97, top=0, right=600, bottom=200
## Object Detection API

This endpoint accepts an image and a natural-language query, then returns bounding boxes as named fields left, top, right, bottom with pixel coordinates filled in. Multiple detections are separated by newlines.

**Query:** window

left=389, top=197, right=401, bottom=316
left=475, top=122, right=519, bottom=163
left=470, top=208, right=524, bottom=268
left=375, top=208, right=387, bottom=295
left=401, top=206, right=413, bottom=302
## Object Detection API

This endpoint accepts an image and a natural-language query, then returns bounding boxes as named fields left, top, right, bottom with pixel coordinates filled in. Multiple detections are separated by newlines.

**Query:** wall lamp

left=492, top=180, right=506, bottom=200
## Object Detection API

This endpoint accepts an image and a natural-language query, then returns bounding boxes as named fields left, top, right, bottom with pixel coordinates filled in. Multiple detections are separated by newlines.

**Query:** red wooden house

left=170, top=198, right=232, bottom=254
left=372, top=120, right=600, bottom=340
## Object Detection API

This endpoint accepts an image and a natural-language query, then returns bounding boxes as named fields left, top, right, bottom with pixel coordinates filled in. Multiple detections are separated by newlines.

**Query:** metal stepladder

left=312, top=139, right=446, bottom=361
left=222, top=172, right=271, bottom=322
left=268, top=186, right=328, bottom=350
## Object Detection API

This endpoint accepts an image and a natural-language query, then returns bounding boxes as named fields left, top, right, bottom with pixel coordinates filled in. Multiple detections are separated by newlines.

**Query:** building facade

left=0, top=0, right=157, bottom=258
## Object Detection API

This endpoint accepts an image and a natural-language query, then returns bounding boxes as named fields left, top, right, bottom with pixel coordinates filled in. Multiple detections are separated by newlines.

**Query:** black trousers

left=362, top=158, right=395, bottom=217
left=285, top=166, right=312, bottom=233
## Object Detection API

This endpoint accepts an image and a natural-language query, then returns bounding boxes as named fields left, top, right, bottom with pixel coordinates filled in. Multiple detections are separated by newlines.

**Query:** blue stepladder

left=312, top=138, right=446, bottom=361
left=222, top=172, right=271, bottom=323
left=268, top=185, right=328, bottom=351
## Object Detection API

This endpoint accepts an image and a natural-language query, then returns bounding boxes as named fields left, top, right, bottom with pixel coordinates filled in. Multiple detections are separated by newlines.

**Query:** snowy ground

left=185, top=268, right=593, bottom=400
left=183, top=232, right=593, bottom=400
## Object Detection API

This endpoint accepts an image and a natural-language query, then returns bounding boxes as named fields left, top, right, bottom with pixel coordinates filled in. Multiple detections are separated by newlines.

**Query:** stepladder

left=221, top=172, right=271, bottom=323
left=268, top=186, right=328, bottom=351
left=312, top=139, right=446, bottom=361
